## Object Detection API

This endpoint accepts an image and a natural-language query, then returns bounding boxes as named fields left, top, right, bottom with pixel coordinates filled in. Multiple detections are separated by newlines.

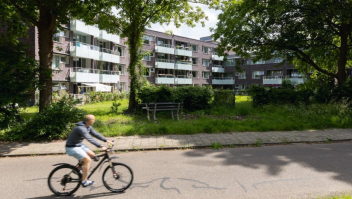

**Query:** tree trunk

left=37, top=6, right=56, bottom=112
left=127, top=35, right=139, bottom=112
left=336, top=24, right=349, bottom=86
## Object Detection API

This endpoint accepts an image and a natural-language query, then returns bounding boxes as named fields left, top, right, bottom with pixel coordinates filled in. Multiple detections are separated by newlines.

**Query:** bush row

left=138, top=85, right=235, bottom=111
left=249, top=78, right=352, bottom=107
left=87, top=92, right=129, bottom=104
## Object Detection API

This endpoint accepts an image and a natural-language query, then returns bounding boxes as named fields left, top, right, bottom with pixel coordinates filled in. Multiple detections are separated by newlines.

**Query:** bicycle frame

left=79, top=149, right=118, bottom=179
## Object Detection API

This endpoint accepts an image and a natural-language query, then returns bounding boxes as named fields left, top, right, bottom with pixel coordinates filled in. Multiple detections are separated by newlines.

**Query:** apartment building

left=15, top=21, right=304, bottom=95
left=141, top=30, right=302, bottom=90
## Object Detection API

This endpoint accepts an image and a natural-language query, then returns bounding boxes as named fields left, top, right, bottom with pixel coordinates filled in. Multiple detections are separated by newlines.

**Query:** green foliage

left=138, top=85, right=214, bottom=111
left=213, top=0, right=352, bottom=85
left=110, top=102, right=122, bottom=114
left=1, top=97, right=86, bottom=141
left=213, top=89, right=236, bottom=106
left=210, top=142, right=223, bottom=150
left=88, top=92, right=128, bottom=104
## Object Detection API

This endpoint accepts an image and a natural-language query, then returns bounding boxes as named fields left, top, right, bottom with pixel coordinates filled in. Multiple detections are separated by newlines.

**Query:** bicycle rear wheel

left=48, top=164, right=81, bottom=196
left=102, top=162, right=133, bottom=192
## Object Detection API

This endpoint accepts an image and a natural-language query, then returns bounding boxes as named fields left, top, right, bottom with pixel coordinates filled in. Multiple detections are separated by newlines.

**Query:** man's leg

left=85, top=149, right=96, bottom=158
left=80, top=155, right=91, bottom=182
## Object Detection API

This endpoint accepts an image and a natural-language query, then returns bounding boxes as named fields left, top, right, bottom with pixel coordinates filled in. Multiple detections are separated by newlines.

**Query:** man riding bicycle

left=65, top=114, right=112, bottom=187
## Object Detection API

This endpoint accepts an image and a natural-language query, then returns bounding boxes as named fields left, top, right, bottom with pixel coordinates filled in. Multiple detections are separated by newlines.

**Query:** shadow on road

left=27, top=192, right=122, bottom=199
left=183, top=142, right=352, bottom=185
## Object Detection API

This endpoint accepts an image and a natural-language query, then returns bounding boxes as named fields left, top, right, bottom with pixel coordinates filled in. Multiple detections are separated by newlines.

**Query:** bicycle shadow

left=26, top=192, right=123, bottom=199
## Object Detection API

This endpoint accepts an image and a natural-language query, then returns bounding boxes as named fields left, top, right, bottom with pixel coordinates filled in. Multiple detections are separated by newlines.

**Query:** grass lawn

left=20, top=96, right=352, bottom=137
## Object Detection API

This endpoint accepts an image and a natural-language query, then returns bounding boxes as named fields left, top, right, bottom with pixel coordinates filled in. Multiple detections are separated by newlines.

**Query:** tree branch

left=8, top=0, right=38, bottom=26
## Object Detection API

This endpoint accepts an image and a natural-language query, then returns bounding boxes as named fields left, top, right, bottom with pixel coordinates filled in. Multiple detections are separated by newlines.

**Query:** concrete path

left=1, top=129, right=352, bottom=157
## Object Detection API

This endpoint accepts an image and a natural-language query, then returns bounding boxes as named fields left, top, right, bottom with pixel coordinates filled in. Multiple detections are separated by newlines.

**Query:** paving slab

left=1, top=129, right=352, bottom=157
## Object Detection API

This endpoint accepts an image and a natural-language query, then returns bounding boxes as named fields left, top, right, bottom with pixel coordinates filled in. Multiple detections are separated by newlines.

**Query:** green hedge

left=88, top=92, right=129, bottom=104
left=213, top=89, right=236, bottom=106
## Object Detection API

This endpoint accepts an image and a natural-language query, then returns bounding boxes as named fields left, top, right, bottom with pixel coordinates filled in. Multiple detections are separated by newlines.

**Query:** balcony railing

left=213, top=65, right=223, bottom=68
left=213, top=77, right=234, bottom=80
left=176, top=75, right=192, bottom=79
left=176, top=60, right=192, bottom=65
left=71, top=67, right=100, bottom=74
left=157, top=44, right=173, bottom=48
left=100, top=70, right=120, bottom=75
left=175, top=46, right=192, bottom=51
left=156, top=59, right=174, bottom=63
left=100, top=48, right=120, bottom=56
left=157, top=74, right=174, bottom=78
left=263, top=76, right=284, bottom=79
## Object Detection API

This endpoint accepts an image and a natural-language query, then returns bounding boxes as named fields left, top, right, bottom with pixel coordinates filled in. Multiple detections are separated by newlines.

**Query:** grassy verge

left=317, top=193, right=352, bottom=199
left=19, top=96, right=352, bottom=137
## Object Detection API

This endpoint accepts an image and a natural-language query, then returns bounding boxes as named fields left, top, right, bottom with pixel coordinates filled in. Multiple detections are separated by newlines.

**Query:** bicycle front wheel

left=48, top=164, right=81, bottom=196
left=102, top=162, right=133, bottom=192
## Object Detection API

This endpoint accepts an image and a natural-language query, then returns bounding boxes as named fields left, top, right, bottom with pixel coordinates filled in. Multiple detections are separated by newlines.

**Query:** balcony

left=212, top=53, right=224, bottom=61
left=99, top=48, right=120, bottom=64
left=99, top=70, right=120, bottom=83
left=70, top=68, right=100, bottom=83
left=263, top=76, right=283, bottom=85
left=175, top=75, right=192, bottom=85
left=212, top=65, right=225, bottom=73
left=70, top=20, right=99, bottom=37
left=155, top=44, right=174, bottom=54
left=212, top=77, right=235, bottom=85
left=175, top=61, right=192, bottom=70
left=99, top=30, right=120, bottom=44
left=155, top=59, right=175, bottom=69
left=70, top=42, right=100, bottom=60
left=287, top=76, right=304, bottom=85
left=175, top=46, right=192, bottom=57
left=155, top=74, right=175, bottom=84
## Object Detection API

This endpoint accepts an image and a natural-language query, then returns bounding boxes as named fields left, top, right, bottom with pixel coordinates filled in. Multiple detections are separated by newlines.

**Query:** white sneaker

left=81, top=180, right=94, bottom=187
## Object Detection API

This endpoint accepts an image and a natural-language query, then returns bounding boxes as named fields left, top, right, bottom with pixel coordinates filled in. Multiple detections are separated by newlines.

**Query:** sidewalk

left=1, top=129, right=352, bottom=157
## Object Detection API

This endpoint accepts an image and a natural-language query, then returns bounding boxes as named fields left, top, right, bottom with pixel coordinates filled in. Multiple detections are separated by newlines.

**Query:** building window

left=225, top=59, right=234, bottom=66
left=192, top=57, right=198, bottom=65
left=252, top=71, right=264, bottom=79
left=117, top=46, right=125, bottom=57
left=192, top=71, right=199, bottom=78
left=239, top=72, right=246, bottom=79
left=203, top=59, right=210, bottom=66
left=246, top=59, right=253, bottom=65
left=143, top=54, right=151, bottom=61
left=274, top=57, right=283, bottom=63
left=203, top=46, right=211, bottom=54
left=143, top=68, right=150, bottom=77
left=52, top=55, right=68, bottom=70
left=119, top=65, right=125, bottom=75
left=191, top=44, right=198, bottom=52
left=143, top=35, right=154, bottom=45
left=203, top=71, right=210, bottom=79
left=254, top=59, right=265, bottom=64
left=53, top=30, right=69, bottom=42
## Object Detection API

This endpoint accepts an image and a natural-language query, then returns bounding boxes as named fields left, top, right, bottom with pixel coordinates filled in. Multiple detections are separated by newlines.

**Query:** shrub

left=88, top=92, right=129, bottom=104
left=110, top=101, right=122, bottom=114
left=213, top=89, right=236, bottom=107
left=2, top=97, right=86, bottom=141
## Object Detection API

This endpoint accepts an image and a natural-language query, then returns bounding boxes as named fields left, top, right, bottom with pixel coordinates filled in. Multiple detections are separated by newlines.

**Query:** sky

left=148, top=3, right=222, bottom=40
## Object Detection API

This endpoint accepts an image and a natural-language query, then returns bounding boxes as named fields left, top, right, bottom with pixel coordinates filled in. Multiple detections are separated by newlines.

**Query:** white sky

left=149, top=3, right=221, bottom=40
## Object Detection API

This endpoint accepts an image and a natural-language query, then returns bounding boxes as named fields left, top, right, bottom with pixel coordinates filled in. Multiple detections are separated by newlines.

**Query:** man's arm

left=89, top=127, right=107, bottom=143
left=79, top=128, right=103, bottom=148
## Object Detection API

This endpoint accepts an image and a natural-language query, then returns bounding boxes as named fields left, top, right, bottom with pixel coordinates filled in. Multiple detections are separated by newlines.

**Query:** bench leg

left=177, top=109, right=180, bottom=121
left=171, top=111, right=174, bottom=119
left=153, top=110, right=157, bottom=121
left=147, top=111, right=150, bottom=121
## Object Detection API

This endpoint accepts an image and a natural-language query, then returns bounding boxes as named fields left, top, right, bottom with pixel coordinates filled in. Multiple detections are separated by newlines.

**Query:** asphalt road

left=1, top=143, right=352, bottom=199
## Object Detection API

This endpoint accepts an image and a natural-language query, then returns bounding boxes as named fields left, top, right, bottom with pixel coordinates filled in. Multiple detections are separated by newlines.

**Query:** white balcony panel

left=100, top=74, right=120, bottom=83
left=212, top=67, right=225, bottom=73
left=289, top=77, right=304, bottom=85
left=111, top=54, right=120, bottom=64
left=70, top=44, right=89, bottom=58
left=212, top=55, right=224, bottom=61
left=89, top=48, right=100, bottom=60
left=100, top=52, right=112, bottom=62
left=175, top=63, right=192, bottom=70
left=212, top=79, right=235, bottom=85
left=155, top=46, right=174, bottom=54
left=70, top=20, right=99, bottom=37
left=89, top=26, right=99, bottom=38
left=155, top=62, right=175, bottom=69
left=155, top=77, right=174, bottom=84
left=70, top=72, right=100, bottom=83
left=175, top=78, right=192, bottom=84
left=112, top=35, right=120, bottom=44
left=99, top=30, right=120, bottom=44
left=175, top=49, right=192, bottom=57
left=70, top=20, right=89, bottom=34
left=263, top=78, right=283, bottom=85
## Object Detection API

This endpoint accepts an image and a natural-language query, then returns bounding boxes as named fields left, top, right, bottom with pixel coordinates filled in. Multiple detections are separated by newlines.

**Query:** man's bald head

left=84, top=115, right=96, bottom=126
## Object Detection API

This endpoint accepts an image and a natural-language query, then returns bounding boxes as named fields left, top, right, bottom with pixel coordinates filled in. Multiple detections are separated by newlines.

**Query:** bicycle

left=47, top=142, right=133, bottom=196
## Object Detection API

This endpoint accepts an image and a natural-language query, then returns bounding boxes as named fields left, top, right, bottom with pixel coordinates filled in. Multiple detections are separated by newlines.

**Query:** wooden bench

left=140, top=102, right=183, bottom=121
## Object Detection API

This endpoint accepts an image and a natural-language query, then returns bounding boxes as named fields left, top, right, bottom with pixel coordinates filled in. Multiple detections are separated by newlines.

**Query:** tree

left=212, top=0, right=352, bottom=85
left=0, top=41, right=38, bottom=129
left=2, top=0, right=106, bottom=112
left=85, top=0, right=219, bottom=111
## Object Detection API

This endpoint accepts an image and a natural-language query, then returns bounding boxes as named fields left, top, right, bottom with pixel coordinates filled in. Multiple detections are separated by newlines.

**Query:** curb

left=1, top=139, right=351, bottom=158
